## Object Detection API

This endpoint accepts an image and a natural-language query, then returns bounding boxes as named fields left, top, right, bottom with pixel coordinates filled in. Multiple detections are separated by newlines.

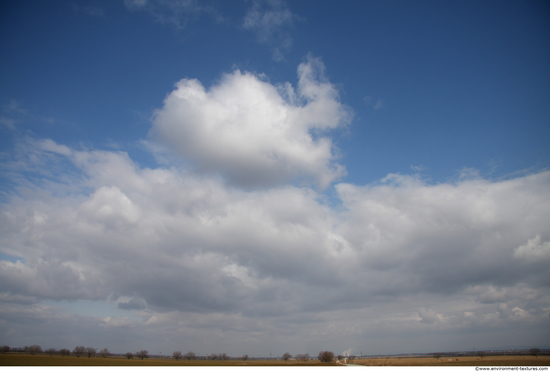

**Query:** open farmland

left=351, top=355, right=550, bottom=367
left=1, top=353, right=549, bottom=366
left=0, top=354, right=330, bottom=366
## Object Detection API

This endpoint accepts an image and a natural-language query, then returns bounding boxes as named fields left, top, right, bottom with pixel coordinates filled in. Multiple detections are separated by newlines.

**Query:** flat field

left=0, top=354, right=328, bottom=366
left=351, top=355, right=550, bottom=367
left=1, top=353, right=549, bottom=366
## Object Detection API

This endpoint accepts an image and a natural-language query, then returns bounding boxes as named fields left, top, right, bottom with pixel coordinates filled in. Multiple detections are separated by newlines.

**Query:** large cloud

left=1, top=49, right=549, bottom=352
left=1, top=137, right=549, bottom=353
left=149, top=56, right=351, bottom=189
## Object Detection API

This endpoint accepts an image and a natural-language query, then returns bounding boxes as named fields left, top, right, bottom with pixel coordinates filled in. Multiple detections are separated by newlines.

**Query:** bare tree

left=73, top=346, right=86, bottom=357
left=219, top=353, right=229, bottom=361
left=433, top=353, right=442, bottom=360
left=184, top=352, right=196, bottom=361
left=125, top=352, right=134, bottom=359
left=86, top=347, right=96, bottom=358
left=348, top=355, right=355, bottom=362
left=172, top=351, right=182, bottom=360
left=477, top=351, right=486, bottom=360
left=28, top=345, right=42, bottom=355
left=318, top=351, right=334, bottom=363
left=1, top=346, right=10, bottom=353
left=136, top=350, right=149, bottom=360
left=45, top=348, right=56, bottom=356
left=98, top=348, right=110, bottom=358
left=242, top=355, right=248, bottom=362
left=59, top=349, right=70, bottom=357
left=530, top=348, right=541, bottom=358
left=296, top=353, right=310, bottom=362
left=282, top=352, right=292, bottom=362
left=208, top=353, right=217, bottom=360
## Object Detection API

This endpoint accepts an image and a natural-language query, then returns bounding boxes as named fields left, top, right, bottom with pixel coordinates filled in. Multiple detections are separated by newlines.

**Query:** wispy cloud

left=363, top=96, right=384, bottom=110
left=124, top=0, right=222, bottom=29
left=0, top=117, right=16, bottom=130
left=410, top=164, right=428, bottom=172
left=0, top=100, right=30, bottom=130
left=3, top=99, right=28, bottom=116
left=71, top=3, right=105, bottom=17
left=243, top=0, right=299, bottom=61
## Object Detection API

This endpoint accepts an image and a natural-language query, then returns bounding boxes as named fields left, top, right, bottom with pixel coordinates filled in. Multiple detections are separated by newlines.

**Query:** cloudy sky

left=1, top=0, right=549, bottom=357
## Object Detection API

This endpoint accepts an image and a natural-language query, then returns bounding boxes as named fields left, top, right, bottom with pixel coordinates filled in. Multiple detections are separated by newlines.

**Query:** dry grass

left=2, top=353, right=549, bottom=366
left=350, top=355, right=550, bottom=366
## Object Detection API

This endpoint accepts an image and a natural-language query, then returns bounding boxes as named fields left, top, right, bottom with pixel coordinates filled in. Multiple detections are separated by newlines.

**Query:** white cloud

left=418, top=307, right=440, bottom=324
left=102, top=316, right=134, bottom=328
left=150, top=56, right=350, bottom=189
left=80, top=186, right=141, bottom=227
left=1, top=138, right=550, bottom=352
left=514, top=235, right=550, bottom=262
left=39, top=138, right=72, bottom=156
left=335, top=171, right=550, bottom=295
left=1, top=57, right=550, bottom=353
left=410, top=164, right=428, bottom=172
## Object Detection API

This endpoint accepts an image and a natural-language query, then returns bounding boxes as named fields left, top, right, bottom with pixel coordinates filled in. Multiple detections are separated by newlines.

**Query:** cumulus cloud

left=243, top=0, right=298, bottom=60
left=102, top=316, right=134, bottom=327
left=514, top=235, right=550, bottom=262
left=150, top=56, right=350, bottom=189
left=118, top=298, right=147, bottom=310
left=335, top=172, right=550, bottom=293
left=1, top=137, right=549, bottom=338
left=418, top=308, right=440, bottom=324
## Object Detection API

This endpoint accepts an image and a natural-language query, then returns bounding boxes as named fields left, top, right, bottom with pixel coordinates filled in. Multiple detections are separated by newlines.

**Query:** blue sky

left=0, top=0, right=549, bottom=357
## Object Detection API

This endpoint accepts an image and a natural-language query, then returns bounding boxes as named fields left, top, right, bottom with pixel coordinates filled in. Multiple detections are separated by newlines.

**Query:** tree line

left=0, top=344, right=351, bottom=363
left=0, top=345, right=145, bottom=359
left=3, top=344, right=546, bottom=362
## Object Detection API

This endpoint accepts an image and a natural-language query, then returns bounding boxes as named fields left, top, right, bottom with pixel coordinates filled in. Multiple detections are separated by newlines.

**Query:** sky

left=0, top=0, right=549, bottom=358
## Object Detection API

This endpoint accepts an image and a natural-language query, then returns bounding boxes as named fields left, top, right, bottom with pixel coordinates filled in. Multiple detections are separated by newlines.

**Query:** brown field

left=350, top=355, right=550, bottom=367
left=1, top=353, right=549, bottom=366
left=0, top=354, right=330, bottom=366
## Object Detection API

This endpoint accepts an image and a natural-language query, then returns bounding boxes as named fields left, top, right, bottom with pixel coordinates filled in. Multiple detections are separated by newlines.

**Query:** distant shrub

left=45, top=348, right=56, bottom=356
left=318, top=351, right=334, bottom=363
left=59, top=349, right=70, bottom=357
left=73, top=346, right=86, bottom=357
left=28, top=345, right=42, bottom=356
